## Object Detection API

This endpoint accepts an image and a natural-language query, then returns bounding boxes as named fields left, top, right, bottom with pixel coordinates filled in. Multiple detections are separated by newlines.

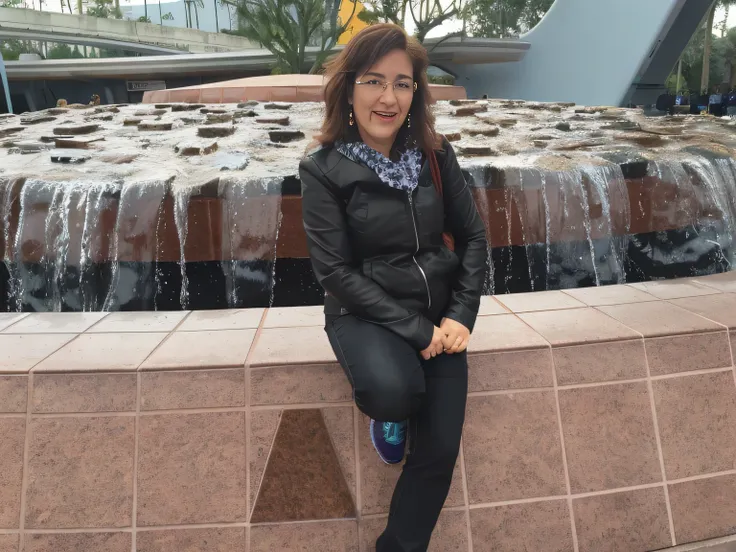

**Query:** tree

left=0, top=0, right=24, bottom=7
left=86, top=0, right=122, bottom=18
left=466, top=0, right=553, bottom=38
left=358, top=0, right=467, bottom=43
left=701, top=0, right=736, bottom=93
left=233, top=0, right=356, bottom=74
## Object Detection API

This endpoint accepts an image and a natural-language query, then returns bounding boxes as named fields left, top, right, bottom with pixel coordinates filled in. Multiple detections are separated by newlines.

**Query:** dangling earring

left=349, top=107, right=354, bottom=126
left=407, top=113, right=411, bottom=128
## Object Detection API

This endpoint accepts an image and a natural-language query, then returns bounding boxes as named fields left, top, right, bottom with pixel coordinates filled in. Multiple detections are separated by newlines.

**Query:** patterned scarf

left=336, top=141, right=422, bottom=192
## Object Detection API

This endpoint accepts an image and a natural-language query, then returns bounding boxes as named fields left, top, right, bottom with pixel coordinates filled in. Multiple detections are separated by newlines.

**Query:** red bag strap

left=428, top=149, right=443, bottom=199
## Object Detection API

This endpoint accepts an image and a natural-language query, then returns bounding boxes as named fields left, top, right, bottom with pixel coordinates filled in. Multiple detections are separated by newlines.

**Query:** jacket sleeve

left=300, top=156, right=435, bottom=350
left=439, top=139, right=489, bottom=333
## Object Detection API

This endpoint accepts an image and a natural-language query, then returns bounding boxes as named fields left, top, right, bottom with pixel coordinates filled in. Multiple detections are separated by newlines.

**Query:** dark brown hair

left=316, top=23, right=439, bottom=154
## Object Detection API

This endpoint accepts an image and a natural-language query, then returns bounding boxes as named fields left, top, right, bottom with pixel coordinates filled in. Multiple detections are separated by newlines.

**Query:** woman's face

left=351, top=49, right=415, bottom=157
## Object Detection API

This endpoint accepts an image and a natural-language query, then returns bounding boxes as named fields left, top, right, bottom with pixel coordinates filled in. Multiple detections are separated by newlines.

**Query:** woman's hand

left=420, top=326, right=446, bottom=360
left=440, top=317, right=470, bottom=354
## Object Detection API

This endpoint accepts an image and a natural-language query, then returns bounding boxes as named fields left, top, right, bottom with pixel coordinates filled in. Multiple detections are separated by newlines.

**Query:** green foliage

left=162, top=11, right=174, bottom=19
left=47, top=43, right=75, bottom=59
left=428, top=74, right=454, bottom=85
left=669, top=21, right=736, bottom=95
left=358, top=0, right=466, bottom=43
left=138, top=15, right=152, bottom=22
left=466, top=0, right=553, bottom=38
left=0, top=0, right=24, bottom=7
left=86, top=0, right=122, bottom=19
left=0, top=39, right=32, bottom=61
left=234, top=0, right=355, bottom=74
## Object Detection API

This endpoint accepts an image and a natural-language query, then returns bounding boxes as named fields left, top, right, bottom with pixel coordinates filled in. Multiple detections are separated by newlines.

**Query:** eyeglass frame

left=354, top=78, right=418, bottom=94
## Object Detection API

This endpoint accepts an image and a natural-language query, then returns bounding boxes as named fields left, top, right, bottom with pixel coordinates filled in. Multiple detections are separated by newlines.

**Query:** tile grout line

left=457, top=440, right=474, bottom=552
left=642, top=338, right=676, bottom=546
left=668, top=468, right=736, bottom=485
left=728, top=329, right=736, bottom=395
left=17, top=372, right=33, bottom=550
left=353, top=406, right=364, bottom=552
left=549, top=344, right=578, bottom=552
left=243, top=308, right=269, bottom=546
left=134, top=312, right=192, bottom=371
left=131, top=372, right=141, bottom=552
left=511, top=314, right=579, bottom=552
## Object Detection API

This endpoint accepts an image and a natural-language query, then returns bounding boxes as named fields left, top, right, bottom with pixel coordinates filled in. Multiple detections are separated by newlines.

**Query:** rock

left=46, top=108, right=69, bottom=115
left=233, top=109, right=258, bottom=119
left=100, top=154, right=139, bottom=164
left=205, top=113, right=234, bottom=124
left=50, top=149, right=90, bottom=164
left=477, top=115, right=517, bottom=127
left=94, top=106, right=120, bottom=114
left=135, top=109, right=167, bottom=117
left=53, top=124, right=100, bottom=135
left=575, top=106, right=607, bottom=115
left=269, top=130, right=305, bottom=143
left=123, top=118, right=143, bottom=126
left=601, top=121, right=641, bottom=131
left=639, top=125, right=683, bottom=136
left=237, top=101, right=259, bottom=108
left=54, top=136, right=104, bottom=149
left=171, top=103, right=205, bottom=112
left=256, top=116, right=290, bottom=126
left=211, top=151, right=250, bottom=171
left=181, top=116, right=205, bottom=125
left=21, top=114, right=56, bottom=125
left=444, top=132, right=462, bottom=142
left=154, top=104, right=174, bottom=109
left=533, top=140, right=549, bottom=148
left=264, top=102, right=292, bottom=110
left=533, top=134, right=555, bottom=141
left=599, top=109, right=629, bottom=120
left=40, top=135, right=71, bottom=143
left=12, top=141, right=50, bottom=154
left=457, top=145, right=495, bottom=156
left=175, top=140, right=219, bottom=156
left=528, top=102, right=562, bottom=112
left=620, top=133, right=666, bottom=147
left=554, top=102, right=576, bottom=108
left=449, top=99, right=476, bottom=106
left=138, top=121, right=174, bottom=131
left=550, top=139, right=606, bottom=151
left=200, top=108, right=228, bottom=114
left=463, top=125, right=500, bottom=137
left=198, top=125, right=235, bottom=138
left=86, top=113, right=114, bottom=122
left=0, top=127, right=25, bottom=138
left=555, top=122, right=571, bottom=132
left=453, top=105, right=487, bottom=117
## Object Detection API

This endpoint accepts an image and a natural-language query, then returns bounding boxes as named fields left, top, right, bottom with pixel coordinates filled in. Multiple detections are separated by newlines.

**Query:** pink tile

left=598, top=302, right=724, bottom=338
left=2, top=312, right=107, bottom=334
left=249, top=327, right=336, bottom=367
left=0, top=375, right=27, bottom=413
left=478, top=296, right=509, bottom=315
left=0, top=534, right=17, bottom=552
left=561, top=285, right=657, bottom=307
left=496, top=290, right=585, bottom=313
left=250, top=521, right=358, bottom=552
left=141, top=329, right=256, bottom=370
left=629, top=280, right=721, bottom=300
left=178, top=309, right=263, bottom=331
left=694, top=272, right=736, bottom=292
left=87, top=311, right=188, bottom=333
left=0, top=334, right=76, bottom=374
left=468, top=314, right=549, bottom=353
left=0, top=418, right=25, bottom=528
left=0, top=313, right=28, bottom=332
left=263, top=306, right=324, bottom=328
left=250, top=363, right=352, bottom=405
left=33, top=333, right=168, bottom=372
left=669, top=294, right=736, bottom=329
left=22, top=532, right=130, bottom=552
left=553, top=340, right=647, bottom=385
left=645, top=332, right=732, bottom=376
left=520, top=308, right=640, bottom=346
left=468, top=348, right=554, bottom=391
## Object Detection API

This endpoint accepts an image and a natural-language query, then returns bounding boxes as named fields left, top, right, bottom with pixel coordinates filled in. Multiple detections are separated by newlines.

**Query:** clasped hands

left=419, top=317, right=470, bottom=360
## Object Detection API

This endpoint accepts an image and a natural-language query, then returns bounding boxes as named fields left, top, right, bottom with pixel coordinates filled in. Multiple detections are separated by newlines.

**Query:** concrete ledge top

left=0, top=273, right=735, bottom=375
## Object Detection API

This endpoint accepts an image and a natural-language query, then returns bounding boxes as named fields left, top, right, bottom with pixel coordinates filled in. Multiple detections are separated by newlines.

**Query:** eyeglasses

left=354, top=79, right=417, bottom=95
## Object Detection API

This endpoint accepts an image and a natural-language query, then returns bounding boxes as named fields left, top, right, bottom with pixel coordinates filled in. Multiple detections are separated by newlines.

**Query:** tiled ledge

left=0, top=272, right=735, bottom=552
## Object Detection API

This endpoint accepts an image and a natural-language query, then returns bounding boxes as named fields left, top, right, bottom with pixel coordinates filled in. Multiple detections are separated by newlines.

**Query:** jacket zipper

left=407, top=191, right=432, bottom=309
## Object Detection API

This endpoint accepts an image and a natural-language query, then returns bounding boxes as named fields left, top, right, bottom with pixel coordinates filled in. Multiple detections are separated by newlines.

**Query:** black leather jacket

left=299, top=137, right=488, bottom=350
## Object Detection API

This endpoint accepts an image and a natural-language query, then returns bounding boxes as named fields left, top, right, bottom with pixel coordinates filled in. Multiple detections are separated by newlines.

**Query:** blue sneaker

left=370, top=419, right=407, bottom=465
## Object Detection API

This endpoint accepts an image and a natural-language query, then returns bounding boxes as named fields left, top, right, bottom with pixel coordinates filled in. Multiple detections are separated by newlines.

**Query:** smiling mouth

left=373, top=111, right=398, bottom=121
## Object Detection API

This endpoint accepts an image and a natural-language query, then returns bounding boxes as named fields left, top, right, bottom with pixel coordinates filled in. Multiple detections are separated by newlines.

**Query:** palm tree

left=702, top=0, right=736, bottom=93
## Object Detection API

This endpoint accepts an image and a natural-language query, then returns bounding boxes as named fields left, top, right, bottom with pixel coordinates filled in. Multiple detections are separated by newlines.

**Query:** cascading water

left=3, top=99, right=736, bottom=312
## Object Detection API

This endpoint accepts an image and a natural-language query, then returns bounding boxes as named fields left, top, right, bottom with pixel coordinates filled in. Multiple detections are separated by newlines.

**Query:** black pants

left=325, top=314, right=468, bottom=552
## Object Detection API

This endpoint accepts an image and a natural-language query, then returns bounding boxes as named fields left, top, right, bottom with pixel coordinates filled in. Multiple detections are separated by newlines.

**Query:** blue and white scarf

left=336, top=141, right=422, bottom=192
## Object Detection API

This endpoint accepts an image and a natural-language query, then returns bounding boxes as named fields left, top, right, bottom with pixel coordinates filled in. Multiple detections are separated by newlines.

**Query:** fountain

left=1, top=99, right=736, bottom=312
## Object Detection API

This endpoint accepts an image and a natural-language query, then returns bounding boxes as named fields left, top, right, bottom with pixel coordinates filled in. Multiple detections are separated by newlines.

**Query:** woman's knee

left=356, top=373, right=423, bottom=422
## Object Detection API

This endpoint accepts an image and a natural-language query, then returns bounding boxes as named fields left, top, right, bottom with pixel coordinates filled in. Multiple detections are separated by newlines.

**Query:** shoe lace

left=382, top=422, right=406, bottom=445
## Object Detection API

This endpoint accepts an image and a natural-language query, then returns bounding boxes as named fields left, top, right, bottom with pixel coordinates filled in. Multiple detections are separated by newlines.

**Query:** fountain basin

left=1, top=100, right=736, bottom=312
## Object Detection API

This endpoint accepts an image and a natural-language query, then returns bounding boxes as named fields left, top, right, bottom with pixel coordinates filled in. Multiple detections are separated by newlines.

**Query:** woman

left=299, top=23, right=488, bottom=551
